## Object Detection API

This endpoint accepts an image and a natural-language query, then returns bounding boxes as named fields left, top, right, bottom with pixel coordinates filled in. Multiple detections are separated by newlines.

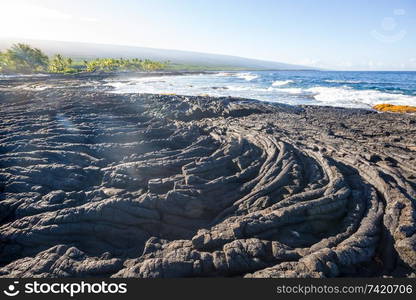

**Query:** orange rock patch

left=373, top=104, right=416, bottom=113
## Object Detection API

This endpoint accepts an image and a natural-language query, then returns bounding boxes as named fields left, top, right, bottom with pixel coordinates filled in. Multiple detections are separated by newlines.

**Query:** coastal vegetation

left=0, top=43, right=49, bottom=73
left=48, top=54, right=75, bottom=73
left=0, top=43, right=168, bottom=74
left=83, top=58, right=166, bottom=72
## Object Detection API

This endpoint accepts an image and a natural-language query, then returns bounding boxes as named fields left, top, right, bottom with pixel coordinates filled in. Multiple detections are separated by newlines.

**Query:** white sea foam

left=226, top=85, right=268, bottom=91
left=215, top=71, right=258, bottom=81
left=236, top=72, right=258, bottom=81
left=0, top=74, right=49, bottom=78
left=324, top=79, right=363, bottom=84
left=107, top=73, right=416, bottom=109
left=273, top=87, right=306, bottom=94
left=305, top=86, right=416, bottom=108
left=106, top=81, right=129, bottom=89
left=271, top=86, right=416, bottom=108
left=226, top=85, right=251, bottom=91
left=272, top=80, right=294, bottom=86
left=216, top=72, right=235, bottom=77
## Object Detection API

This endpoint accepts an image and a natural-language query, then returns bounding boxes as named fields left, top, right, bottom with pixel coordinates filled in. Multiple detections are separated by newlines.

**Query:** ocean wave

left=225, top=85, right=251, bottom=91
left=227, top=85, right=273, bottom=92
left=215, top=72, right=235, bottom=77
left=324, top=79, right=363, bottom=84
left=106, top=72, right=416, bottom=109
left=305, top=86, right=416, bottom=108
left=272, top=80, right=294, bottom=86
left=236, top=72, right=258, bottom=81
left=272, top=87, right=307, bottom=94
left=215, top=72, right=259, bottom=81
left=272, top=86, right=416, bottom=108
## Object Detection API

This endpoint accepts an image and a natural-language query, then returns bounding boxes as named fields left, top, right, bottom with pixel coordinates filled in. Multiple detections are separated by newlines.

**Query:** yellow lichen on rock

left=373, top=104, right=416, bottom=113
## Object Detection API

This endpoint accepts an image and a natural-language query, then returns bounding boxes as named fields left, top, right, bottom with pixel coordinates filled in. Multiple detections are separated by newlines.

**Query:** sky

left=1, top=0, right=415, bottom=70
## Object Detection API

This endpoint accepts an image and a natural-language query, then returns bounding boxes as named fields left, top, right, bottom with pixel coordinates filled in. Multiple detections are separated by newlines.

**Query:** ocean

left=108, top=70, right=416, bottom=109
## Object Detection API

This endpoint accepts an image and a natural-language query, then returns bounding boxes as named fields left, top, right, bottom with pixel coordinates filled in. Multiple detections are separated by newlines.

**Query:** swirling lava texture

left=0, top=78, right=415, bottom=278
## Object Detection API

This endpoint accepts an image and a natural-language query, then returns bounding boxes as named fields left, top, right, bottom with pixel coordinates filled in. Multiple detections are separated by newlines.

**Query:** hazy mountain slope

left=0, top=38, right=313, bottom=70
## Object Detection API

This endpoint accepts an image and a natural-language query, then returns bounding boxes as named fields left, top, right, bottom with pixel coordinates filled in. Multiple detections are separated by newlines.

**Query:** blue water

left=107, top=71, right=416, bottom=109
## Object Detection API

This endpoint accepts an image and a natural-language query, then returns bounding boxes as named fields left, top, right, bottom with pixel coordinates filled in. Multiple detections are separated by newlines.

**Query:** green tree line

left=0, top=43, right=168, bottom=74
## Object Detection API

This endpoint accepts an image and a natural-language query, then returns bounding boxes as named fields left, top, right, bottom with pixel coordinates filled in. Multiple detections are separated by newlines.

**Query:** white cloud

left=0, top=3, right=73, bottom=38
left=0, top=2, right=99, bottom=24
left=0, top=2, right=100, bottom=38
left=2, top=3, right=72, bottom=20
left=81, top=17, right=99, bottom=22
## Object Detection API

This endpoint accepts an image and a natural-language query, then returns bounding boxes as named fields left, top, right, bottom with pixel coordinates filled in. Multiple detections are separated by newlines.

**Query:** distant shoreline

left=0, top=70, right=212, bottom=83
left=2, top=69, right=416, bottom=81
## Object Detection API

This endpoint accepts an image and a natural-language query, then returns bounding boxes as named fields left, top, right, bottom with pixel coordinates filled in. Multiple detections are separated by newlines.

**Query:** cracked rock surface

left=0, top=75, right=415, bottom=278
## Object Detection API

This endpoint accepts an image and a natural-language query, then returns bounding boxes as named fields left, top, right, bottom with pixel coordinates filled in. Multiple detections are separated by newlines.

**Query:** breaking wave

left=272, top=80, right=294, bottom=86
left=106, top=71, right=416, bottom=109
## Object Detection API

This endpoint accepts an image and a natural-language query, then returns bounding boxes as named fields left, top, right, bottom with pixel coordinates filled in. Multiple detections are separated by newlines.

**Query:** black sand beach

left=0, top=74, right=415, bottom=278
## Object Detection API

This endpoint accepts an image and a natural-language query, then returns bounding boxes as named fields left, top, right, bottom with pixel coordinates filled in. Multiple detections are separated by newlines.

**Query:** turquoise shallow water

left=107, top=70, right=416, bottom=109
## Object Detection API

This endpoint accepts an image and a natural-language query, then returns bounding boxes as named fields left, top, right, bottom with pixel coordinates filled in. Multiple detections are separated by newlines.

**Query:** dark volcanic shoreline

left=0, top=75, right=415, bottom=278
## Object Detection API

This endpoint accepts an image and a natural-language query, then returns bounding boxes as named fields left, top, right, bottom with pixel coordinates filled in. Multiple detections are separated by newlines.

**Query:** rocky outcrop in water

left=0, top=76, right=415, bottom=278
